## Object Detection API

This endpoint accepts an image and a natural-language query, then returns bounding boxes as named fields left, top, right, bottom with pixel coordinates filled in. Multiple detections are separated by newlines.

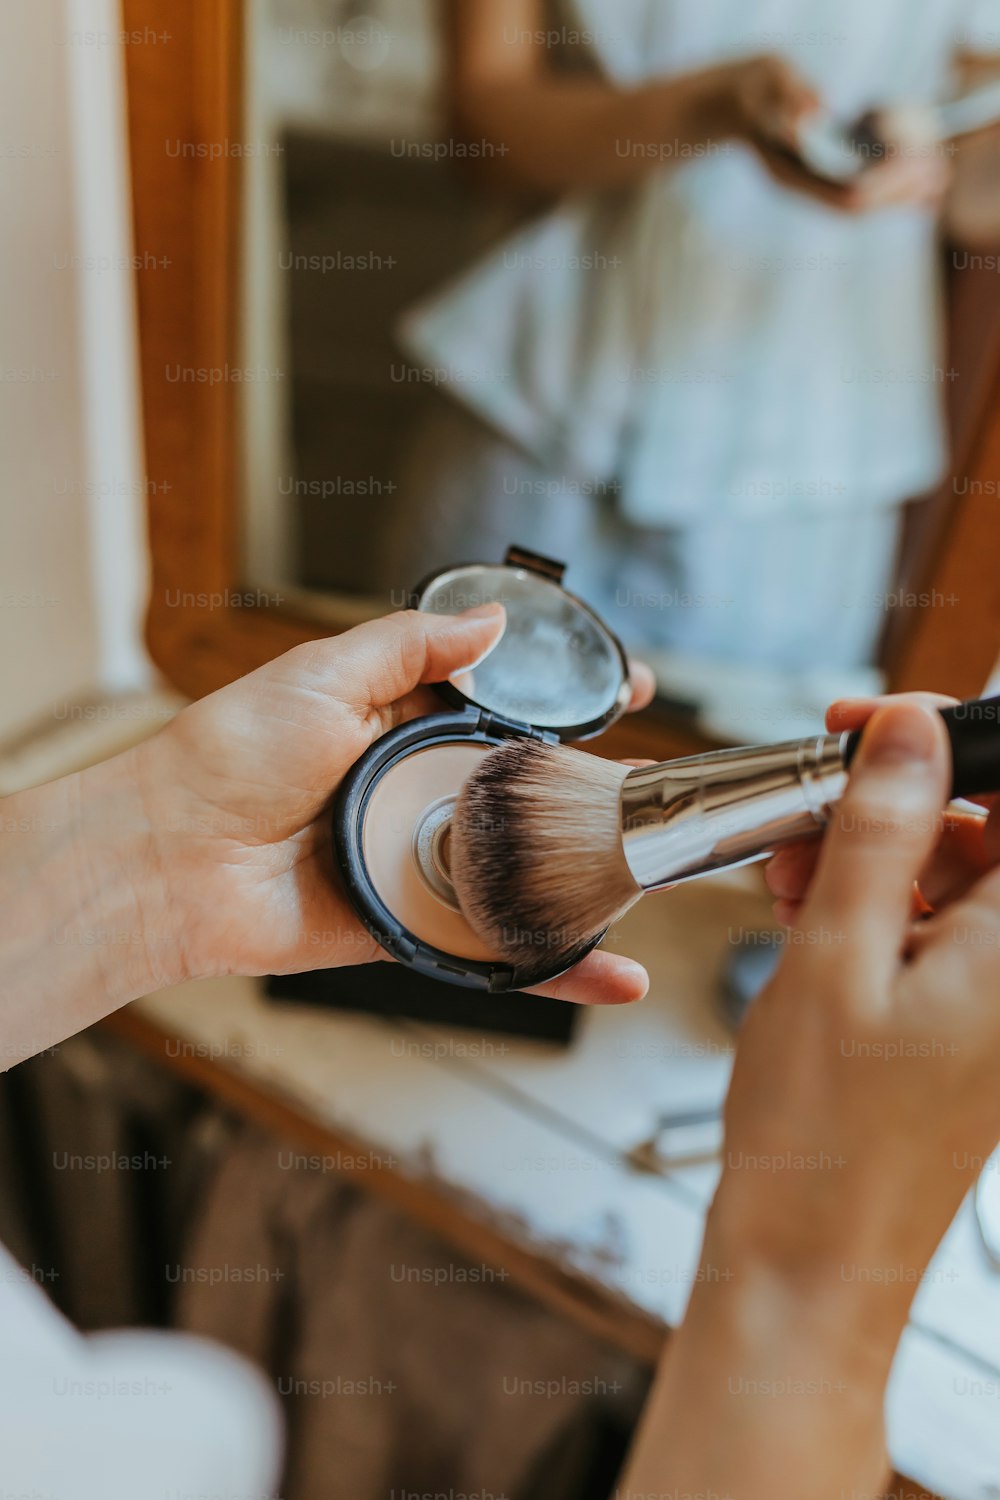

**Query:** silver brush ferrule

left=620, top=732, right=851, bottom=892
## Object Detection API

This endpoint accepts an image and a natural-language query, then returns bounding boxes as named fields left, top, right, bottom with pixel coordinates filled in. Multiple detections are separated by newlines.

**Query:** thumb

left=331, top=605, right=506, bottom=711
left=798, top=701, right=951, bottom=982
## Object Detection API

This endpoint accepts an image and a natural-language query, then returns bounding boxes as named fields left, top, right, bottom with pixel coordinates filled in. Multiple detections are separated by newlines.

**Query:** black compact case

left=331, top=545, right=632, bottom=995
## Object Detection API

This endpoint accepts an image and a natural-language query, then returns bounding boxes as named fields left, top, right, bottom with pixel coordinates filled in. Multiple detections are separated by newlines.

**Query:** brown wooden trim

left=888, top=339, right=1000, bottom=694
left=124, top=0, right=288, bottom=689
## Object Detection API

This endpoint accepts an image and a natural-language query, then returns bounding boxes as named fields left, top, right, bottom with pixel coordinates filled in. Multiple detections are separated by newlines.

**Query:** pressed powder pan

left=361, top=741, right=497, bottom=964
left=332, top=546, right=632, bottom=993
left=335, top=712, right=548, bottom=990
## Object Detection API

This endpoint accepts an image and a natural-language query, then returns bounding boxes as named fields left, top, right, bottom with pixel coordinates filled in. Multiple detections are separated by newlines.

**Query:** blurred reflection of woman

left=385, top=0, right=999, bottom=695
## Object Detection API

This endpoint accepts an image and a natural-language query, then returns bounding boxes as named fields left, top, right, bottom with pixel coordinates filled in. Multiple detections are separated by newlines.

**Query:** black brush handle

left=843, top=695, right=1000, bottom=799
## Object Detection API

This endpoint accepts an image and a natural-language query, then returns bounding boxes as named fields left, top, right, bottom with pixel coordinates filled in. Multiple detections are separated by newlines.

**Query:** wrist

left=638, top=63, right=747, bottom=152
left=627, top=1210, right=896, bottom=1500
left=0, top=740, right=190, bottom=1068
left=685, top=60, right=752, bottom=143
left=675, top=1252, right=893, bottom=1496
left=704, top=1181, right=918, bottom=1363
left=65, top=745, right=189, bottom=1002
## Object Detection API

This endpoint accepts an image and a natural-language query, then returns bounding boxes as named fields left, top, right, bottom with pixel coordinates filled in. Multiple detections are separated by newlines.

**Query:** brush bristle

left=450, top=739, right=640, bottom=982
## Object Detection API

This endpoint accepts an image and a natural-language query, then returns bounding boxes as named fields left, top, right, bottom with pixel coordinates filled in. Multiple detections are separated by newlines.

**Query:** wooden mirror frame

left=125, top=0, right=1000, bottom=756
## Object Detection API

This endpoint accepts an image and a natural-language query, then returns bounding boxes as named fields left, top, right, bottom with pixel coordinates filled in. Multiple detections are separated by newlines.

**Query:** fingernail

left=458, top=603, right=506, bottom=623
left=828, top=697, right=873, bottom=725
left=859, top=703, right=939, bottom=768
left=765, top=846, right=796, bottom=879
left=622, top=960, right=650, bottom=1000
left=450, top=605, right=506, bottom=675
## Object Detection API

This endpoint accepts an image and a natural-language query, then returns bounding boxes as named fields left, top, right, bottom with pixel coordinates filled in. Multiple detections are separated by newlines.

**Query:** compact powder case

left=333, top=546, right=632, bottom=992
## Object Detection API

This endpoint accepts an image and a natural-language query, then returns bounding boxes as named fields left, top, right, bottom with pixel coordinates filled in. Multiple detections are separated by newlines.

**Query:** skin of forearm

left=0, top=748, right=174, bottom=1068
left=619, top=1209, right=912, bottom=1500
left=450, top=65, right=745, bottom=193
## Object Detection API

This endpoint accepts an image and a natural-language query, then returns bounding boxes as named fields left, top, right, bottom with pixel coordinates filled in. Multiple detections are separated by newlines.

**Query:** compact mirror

left=416, top=560, right=630, bottom=740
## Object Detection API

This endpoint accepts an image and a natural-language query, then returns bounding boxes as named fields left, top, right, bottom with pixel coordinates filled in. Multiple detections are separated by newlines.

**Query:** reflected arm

left=444, top=0, right=745, bottom=193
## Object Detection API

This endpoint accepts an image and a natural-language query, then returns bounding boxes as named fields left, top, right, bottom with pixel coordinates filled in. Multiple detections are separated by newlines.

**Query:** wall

left=0, top=0, right=149, bottom=743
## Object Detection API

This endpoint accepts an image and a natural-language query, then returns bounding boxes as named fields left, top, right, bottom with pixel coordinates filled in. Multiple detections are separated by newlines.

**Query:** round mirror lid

left=415, top=554, right=631, bottom=740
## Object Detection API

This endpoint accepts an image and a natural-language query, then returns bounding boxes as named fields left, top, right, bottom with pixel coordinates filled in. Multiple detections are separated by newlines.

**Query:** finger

left=917, top=808, right=996, bottom=909
left=765, top=839, right=822, bottom=901
left=756, top=142, right=861, bottom=210
left=752, top=57, right=821, bottom=144
left=365, top=933, right=647, bottom=1006
left=969, top=799, right=1000, bottom=868
left=779, top=882, right=935, bottom=930
left=854, top=156, right=950, bottom=210
left=763, top=703, right=959, bottom=907
left=530, top=949, right=649, bottom=1006
left=824, top=694, right=1000, bottom=900
left=391, top=686, right=454, bottom=726
left=823, top=695, right=1000, bottom=915
left=421, top=658, right=655, bottom=727
left=325, top=606, right=507, bottom=718
left=826, top=692, right=956, bottom=734
left=776, top=887, right=930, bottom=931
left=797, top=701, right=951, bottom=984
left=773, top=897, right=805, bottom=928
left=627, top=659, right=656, bottom=712
left=906, top=855, right=1000, bottom=1036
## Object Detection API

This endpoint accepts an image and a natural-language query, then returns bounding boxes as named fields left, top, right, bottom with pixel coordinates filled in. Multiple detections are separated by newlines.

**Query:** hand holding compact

left=135, top=607, right=652, bottom=1004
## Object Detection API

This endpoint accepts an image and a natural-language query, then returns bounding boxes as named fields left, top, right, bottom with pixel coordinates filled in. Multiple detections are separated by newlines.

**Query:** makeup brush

left=450, top=697, right=1000, bottom=978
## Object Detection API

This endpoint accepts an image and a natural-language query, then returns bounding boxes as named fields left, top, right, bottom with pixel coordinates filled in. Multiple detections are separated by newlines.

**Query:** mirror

left=240, top=0, right=1000, bottom=743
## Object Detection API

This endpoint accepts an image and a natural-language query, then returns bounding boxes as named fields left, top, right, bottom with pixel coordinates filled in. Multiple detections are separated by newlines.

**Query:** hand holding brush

left=618, top=694, right=1000, bottom=1499
left=450, top=692, right=1000, bottom=982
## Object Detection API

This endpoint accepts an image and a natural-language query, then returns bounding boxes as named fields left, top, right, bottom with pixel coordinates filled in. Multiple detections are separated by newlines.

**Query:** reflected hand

left=729, top=54, right=855, bottom=210
left=850, top=107, right=952, bottom=213
left=730, top=56, right=950, bottom=212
